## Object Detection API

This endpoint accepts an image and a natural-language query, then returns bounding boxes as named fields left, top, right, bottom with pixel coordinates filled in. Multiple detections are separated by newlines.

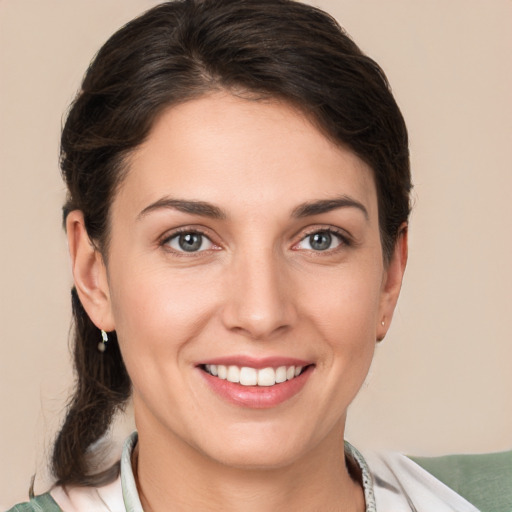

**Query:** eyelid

left=159, top=226, right=221, bottom=254
left=292, top=225, right=352, bottom=251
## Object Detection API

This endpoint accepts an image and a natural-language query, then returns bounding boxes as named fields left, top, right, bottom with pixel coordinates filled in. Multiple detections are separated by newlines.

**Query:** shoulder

left=5, top=493, right=62, bottom=512
left=49, top=476, right=124, bottom=512
left=411, top=450, right=512, bottom=512
left=363, top=448, right=512, bottom=512
left=364, top=450, right=481, bottom=511
left=7, top=476, right=124, bottom=512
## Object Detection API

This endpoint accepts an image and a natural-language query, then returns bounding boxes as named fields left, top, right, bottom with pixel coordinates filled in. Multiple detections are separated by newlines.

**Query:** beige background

left=1, top=0, right=511, bottom=507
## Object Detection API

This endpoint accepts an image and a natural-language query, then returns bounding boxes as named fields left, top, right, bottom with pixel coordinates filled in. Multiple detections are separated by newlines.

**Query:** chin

left=206, top=442, right=305, bottom=471
left=190, top=419, right=327, bottom=471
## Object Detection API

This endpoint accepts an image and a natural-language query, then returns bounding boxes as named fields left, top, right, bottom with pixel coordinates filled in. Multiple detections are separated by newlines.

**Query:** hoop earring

left=98, top=329, right=108, bottom=353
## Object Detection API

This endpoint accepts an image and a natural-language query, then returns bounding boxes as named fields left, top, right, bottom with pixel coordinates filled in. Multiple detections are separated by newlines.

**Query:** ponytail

left=51, top=288, right=131, bottom=486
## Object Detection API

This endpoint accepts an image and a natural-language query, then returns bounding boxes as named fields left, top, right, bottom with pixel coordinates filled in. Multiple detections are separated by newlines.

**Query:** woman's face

left=98, top=92, right=404, bottom=468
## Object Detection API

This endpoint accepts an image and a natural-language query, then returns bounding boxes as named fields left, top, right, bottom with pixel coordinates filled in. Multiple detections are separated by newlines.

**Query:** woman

left=6, top=1, right=499, bottom=511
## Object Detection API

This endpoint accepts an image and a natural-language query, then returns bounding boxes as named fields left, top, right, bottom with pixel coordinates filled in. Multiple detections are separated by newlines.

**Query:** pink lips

left=197, top=356, right=314, bottom=409
left=197, top=355, right=312, bottom=369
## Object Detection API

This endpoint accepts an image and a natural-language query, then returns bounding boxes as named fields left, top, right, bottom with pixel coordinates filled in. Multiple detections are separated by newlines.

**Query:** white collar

left=364, top=450, right=481, bottom=511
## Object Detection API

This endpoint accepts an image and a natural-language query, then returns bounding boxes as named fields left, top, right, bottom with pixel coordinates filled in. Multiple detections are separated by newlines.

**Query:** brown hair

left=54, top=0, right=411, bottom=486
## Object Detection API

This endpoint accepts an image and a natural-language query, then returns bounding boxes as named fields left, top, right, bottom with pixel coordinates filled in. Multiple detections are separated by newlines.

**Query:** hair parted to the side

left=55, top=0, right=411, bottom=486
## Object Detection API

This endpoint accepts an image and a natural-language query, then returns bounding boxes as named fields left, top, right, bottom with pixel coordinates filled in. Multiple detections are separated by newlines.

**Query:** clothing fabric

left=7, top=432, right=493, bottom=511
left=409, top=451, right=512, bottom=512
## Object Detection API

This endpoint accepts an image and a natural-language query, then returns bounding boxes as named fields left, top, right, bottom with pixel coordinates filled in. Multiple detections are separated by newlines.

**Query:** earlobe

left=66, top=210, right=115, bottom=332
left=376, top=223, right=408, bottom=342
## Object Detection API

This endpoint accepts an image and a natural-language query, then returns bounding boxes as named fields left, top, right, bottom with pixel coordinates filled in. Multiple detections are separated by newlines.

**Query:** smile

left=203, top=364, right=305, bottom=387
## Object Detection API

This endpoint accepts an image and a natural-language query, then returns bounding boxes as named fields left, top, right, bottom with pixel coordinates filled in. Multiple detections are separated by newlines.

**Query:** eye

left=296, top=230, right=345, bottom=251
left=165, top=231, right=214, bottom=253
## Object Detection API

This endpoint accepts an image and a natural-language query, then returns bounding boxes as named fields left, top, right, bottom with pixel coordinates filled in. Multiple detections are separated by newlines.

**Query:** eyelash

left=293, top=227, right=351, bottom=253
left=159, top=226, right=351, bottom=256
left=160, top=227, right=219, bottom=256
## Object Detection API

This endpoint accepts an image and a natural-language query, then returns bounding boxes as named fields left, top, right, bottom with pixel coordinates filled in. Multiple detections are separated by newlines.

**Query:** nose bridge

left=222, top=242, right=296, bottom=339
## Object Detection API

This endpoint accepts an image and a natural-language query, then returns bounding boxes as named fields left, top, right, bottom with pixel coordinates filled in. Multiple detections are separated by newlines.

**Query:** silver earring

left=381, top=320, right=385, bottom=326
left=98, top=330, right=108, bottom=353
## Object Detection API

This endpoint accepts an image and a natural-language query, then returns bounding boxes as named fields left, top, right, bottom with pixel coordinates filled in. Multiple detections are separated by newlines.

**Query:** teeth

left=227, top=365, right=240, bottom=383
left=205, top=364, right=305, bottom=386
left=217, top=365, right=227, bottom=379
left=258, top=367, right=276, bottom=387
left=275, top=366, right=287, bottom=383
left=239, top=367, right=258, bottom=386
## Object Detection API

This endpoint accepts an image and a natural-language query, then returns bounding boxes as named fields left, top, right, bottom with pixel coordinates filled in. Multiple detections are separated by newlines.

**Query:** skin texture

left=67, top=92, right=407, bottom=511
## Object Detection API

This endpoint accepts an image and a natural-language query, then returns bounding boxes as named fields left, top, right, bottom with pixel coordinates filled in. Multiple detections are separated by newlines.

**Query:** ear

left=376, top=223, right=408, bottom=341
left=66, top=210, right=115, bottom=332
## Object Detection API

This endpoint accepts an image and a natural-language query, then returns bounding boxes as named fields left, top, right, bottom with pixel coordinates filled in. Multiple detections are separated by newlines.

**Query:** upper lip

left=196, top=355, right=313, bottom=369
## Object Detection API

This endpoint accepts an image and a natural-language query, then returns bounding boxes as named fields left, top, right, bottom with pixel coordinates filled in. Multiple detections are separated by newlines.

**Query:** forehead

left=116, top=92, right=378, bottom=222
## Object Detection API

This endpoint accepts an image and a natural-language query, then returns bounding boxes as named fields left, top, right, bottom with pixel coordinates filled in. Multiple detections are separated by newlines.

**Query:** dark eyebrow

left=291, top=196, right=369, bottom=220
left=137, top=197, right=227, bottom=220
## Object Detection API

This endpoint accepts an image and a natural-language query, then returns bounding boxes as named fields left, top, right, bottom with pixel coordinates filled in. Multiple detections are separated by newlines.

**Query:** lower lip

left=199, top=366, right=313, bottom=409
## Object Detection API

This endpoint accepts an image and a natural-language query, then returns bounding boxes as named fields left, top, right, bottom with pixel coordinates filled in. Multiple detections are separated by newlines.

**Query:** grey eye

left=167, top=232, right=213, bottom=252
left=296, top=230, right=343, bottom=251
left=309, top=231, right=332, bottom=251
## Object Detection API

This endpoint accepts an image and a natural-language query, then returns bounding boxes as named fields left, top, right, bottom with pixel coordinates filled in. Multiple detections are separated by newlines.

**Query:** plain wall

left=1, top=0, right=511, bottom=507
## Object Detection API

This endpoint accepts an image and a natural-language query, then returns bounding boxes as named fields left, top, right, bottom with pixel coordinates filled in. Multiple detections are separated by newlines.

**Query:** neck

left=133, top=421, right=365, bottom=512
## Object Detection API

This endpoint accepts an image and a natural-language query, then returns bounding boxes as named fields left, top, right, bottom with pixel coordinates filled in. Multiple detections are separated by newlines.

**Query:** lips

left=197, top=357, right=314, bottom=408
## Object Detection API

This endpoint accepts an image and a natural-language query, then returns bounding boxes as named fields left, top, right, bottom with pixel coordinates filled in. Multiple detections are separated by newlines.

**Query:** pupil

left=179, top=233, right=202, bottom=252
left=310, top=232, right=331, bottom=251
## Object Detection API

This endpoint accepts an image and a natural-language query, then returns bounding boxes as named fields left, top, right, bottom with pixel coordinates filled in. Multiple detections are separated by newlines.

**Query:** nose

left=220, top=248, right=298, bottom=340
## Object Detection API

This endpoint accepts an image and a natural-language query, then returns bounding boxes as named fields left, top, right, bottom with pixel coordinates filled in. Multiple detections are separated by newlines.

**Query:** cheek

left=299, top=263, right=383, bottom=343
left=108, top=261, right=221, bottom=357
left=298, top=260, right=382, bottom=402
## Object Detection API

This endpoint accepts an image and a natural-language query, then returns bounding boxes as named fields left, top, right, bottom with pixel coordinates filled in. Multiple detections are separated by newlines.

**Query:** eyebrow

left=137, top=198, right=227, bottom=220
left=137, top=195, right=368, bottom=222
left=291, top=196, right=369, bottom=220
